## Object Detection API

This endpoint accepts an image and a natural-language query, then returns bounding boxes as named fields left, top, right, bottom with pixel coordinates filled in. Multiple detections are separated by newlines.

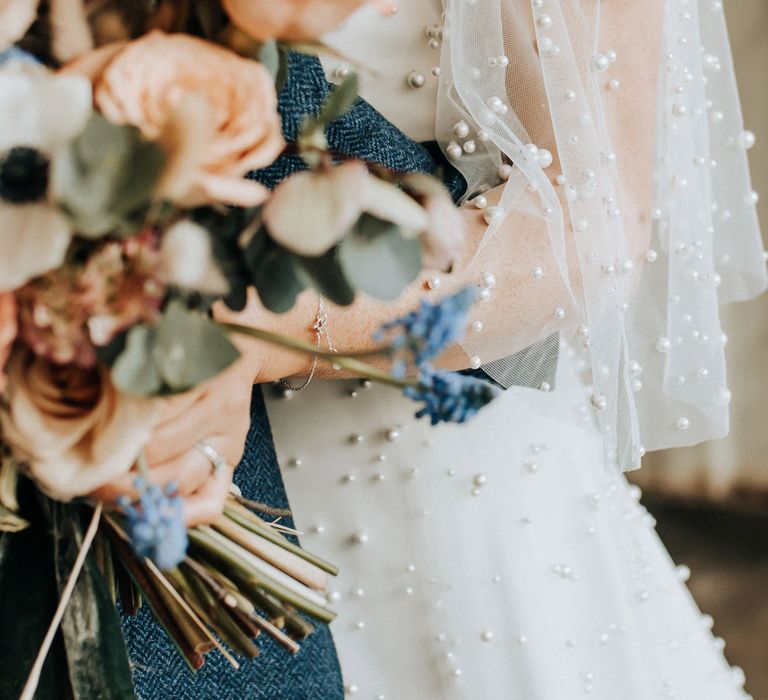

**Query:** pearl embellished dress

left=265, top=1, right=764, bottom=697
left=268, top=345, right=746, bottom=699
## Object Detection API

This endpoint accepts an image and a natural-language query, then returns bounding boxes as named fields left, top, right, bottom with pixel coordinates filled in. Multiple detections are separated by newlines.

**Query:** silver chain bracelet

left=280, top=294, right=337, bottom=392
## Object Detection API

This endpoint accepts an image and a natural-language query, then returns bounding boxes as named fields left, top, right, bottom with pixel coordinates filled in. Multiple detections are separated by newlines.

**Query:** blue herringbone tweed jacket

left=120, top=52, right=464, bottom=700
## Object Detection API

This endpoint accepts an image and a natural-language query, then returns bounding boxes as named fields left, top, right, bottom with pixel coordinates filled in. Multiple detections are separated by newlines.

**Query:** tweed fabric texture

left=121, top=388, right=343, bottom=700
left=252, top=52, right=467, bottom=200
left=120, top=53, right=462, bottom=700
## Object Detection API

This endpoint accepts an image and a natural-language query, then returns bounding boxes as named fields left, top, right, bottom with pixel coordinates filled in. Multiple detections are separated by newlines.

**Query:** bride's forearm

left=214, top=192, right=580, bottom=385
left=214, top=271, right=472, bottom=385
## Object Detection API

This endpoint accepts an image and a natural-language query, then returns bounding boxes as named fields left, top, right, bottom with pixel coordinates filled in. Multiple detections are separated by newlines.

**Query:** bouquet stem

left=220, top=323, right=417, bottom=389
left=20, top=502, right=103, bottom=700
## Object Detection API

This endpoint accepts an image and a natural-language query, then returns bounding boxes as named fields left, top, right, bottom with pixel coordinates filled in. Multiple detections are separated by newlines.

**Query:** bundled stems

left=103, top=493, right=337, bottom=670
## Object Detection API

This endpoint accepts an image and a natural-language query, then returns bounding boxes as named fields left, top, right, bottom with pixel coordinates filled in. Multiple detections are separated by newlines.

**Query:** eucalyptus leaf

left=111, top=302, right=241, bottom=396
left=274, top=44, right=291, bottom=93
left=156, top=300, right=240, bottom=391
left=250, top=245, right=306, bottom=313
left=317, top=74, right=359, bottom=125
left=111, top=324, right=164, bottom=396
left=259, top=40, right=281, bottom=81
left=193, top=205, right=261, bottom=312
left=295, top=249, right=355, bottom=307
left=299, top=74, right=359, bottom=145
left=52, top=114, right=166, bottom=238
left=339, top=215, right=422, bottom=300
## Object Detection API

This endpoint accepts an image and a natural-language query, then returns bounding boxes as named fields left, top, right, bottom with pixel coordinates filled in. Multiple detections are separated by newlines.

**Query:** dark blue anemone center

left=0, top=146, right=50, bottom=203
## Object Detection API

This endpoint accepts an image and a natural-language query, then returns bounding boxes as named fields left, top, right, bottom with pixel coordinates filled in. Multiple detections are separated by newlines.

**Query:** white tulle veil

left=436, top=0, right=766, bottom=471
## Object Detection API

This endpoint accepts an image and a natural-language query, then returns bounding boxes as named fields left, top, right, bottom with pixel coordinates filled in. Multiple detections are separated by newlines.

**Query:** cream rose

left=0, top=351, right=157, bottom=501
left=222, top=0, right=380, bottom=42
left=263, top=160, right=431, bottom=256
left=401, top=172, right=466, bottom=271
left=65, top=31, right=284, bottom=208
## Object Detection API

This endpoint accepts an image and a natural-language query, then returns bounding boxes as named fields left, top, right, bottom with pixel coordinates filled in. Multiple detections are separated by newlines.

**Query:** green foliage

left=193, top=205, right=262, bottom=312
left=339, top=214, right=422, bottom=300
left=259, top=41, right=290, bottom=92
left=298, top=74, right=359, bottom=161
left=245, top=229, right=307, bottom=313
left=111, top=300, right=241, bottom=396
left=294, top=249, right=355, bottom=307
left=51, top=114, right=166, bottom=238
left=315, top=74, right=359, bottom=126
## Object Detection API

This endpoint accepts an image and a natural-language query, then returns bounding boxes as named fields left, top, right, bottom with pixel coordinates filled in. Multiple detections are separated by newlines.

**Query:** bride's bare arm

left=213, top=195, right=571, bottom=383
left=215, top=1, right=665, bottom=385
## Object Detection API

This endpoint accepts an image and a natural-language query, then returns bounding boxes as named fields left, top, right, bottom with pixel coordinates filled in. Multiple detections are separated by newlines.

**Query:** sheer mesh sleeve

left=437, top=0, right=766, bottom=470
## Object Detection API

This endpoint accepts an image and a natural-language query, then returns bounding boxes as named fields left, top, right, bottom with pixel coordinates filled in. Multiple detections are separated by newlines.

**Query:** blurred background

left=631, top=1, right=768, bottom=696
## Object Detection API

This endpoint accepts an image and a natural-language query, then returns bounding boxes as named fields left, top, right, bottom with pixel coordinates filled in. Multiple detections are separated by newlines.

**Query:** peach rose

left=0, top=292, right=17, bottom=393
left=222, top=0, right=392, bottom=42
left=0, top=351, right=157, bottom=501
left=65, top=31, right=284, bottom=207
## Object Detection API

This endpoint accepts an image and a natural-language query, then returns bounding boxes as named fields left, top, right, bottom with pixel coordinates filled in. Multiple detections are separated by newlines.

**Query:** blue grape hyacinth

left=375, top=287, right=477, bottom=366
left=405, top=365, right=500, bottom=425
left=119, top=478, right=188, bottom=570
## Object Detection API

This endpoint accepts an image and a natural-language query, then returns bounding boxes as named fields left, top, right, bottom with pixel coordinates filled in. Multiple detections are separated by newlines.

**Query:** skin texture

left=97, top=0, right=664, bottom=524
left=91, top=337, right=258, bottom=526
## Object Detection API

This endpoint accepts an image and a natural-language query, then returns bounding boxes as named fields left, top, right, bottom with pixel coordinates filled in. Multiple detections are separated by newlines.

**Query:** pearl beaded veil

left=437, top=0, right=766, bottom=471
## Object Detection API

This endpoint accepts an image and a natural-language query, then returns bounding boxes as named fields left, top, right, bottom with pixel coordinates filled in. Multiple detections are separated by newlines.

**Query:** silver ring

left=195, top=441, right=228, bottom=478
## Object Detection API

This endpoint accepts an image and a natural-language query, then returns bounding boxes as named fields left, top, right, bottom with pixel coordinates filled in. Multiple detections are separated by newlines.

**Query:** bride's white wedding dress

left=268, top=344, right=744, bottom=699
left=265, top=0, right=765, bottom=697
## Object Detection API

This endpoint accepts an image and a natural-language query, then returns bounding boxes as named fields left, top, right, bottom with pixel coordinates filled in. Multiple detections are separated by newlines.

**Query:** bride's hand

left=92, top=353, right=256, bottom=526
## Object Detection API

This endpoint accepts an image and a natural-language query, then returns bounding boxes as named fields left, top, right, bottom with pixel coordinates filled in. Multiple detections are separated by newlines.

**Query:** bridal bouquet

left=0, top=1, right=499, bottom=697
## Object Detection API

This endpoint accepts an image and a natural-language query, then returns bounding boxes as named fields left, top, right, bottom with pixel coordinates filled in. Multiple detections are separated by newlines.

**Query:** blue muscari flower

left=374, top=287, right=477, bottom=366
left=119, top=478, right=188, bottom=570
left=404, top=364, right=500, bottom=425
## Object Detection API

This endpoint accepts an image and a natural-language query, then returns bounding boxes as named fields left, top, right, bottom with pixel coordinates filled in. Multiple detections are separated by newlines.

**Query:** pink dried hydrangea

left=16, top=230, right=164, bottom=367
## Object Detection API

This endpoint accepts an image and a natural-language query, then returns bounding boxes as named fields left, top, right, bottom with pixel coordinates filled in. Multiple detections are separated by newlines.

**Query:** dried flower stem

left=105, top=515, right=207, bottom=671
left=224, top=502, right=338, bottom=575
left=20, top=503, right=103, bottom=700
left=221, top=322, right=417, bottom=389
left=232, top=493, right=292, bottom=519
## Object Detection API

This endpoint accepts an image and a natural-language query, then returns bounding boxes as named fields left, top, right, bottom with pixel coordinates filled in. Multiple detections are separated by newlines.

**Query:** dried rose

left=0, top=350, right=157, bottom=501
left=65, top=31, right=284, bottom=207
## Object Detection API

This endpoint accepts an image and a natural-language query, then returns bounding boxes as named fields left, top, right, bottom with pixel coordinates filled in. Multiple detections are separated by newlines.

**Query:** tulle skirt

left=266, top=343, right=750, bottom=700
